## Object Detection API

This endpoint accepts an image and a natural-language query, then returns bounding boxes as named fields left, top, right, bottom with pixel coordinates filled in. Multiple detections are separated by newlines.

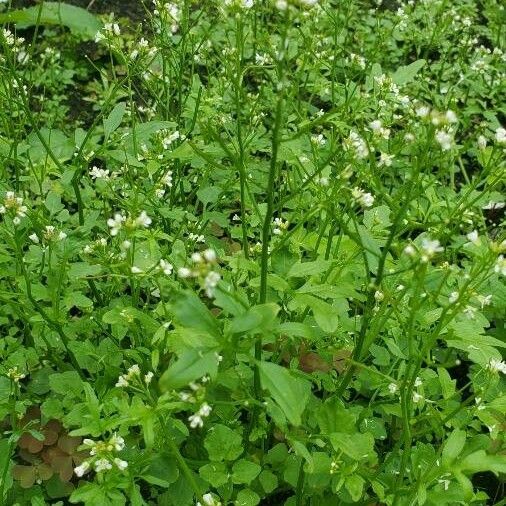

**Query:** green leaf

left=316, top=397, right=357, bottom=434
left=392, top=59, right=426, bottom=85
left=296, top=294, right=338, bottom=333
left=229, top=303, right=279, bottom=334
left=204, top=425, right=243, bottom=462
left=232, top=459, right=262, bottom=484
left=457, top=450, right=506, bottom=475
left=258, top=470, right=278, bottom=494
left=259, top=361, right=311, bottom=426
left=442, top=429, right=466, bottom=466
left=104, top=102, right=127, bottom=140
left=172, top=291, right=221, bottom=338
left=271, top=247, right=298, bottom=277
left=159, top=350, right=219, bottom=391
left=345, top=474, right=365, bottom=502
left=329, top=432, right=375, bottom=461
left=0, top=2, right=102, bottom=39
left=235, top=489, right=260, bottom=506
left=141, top=454, right=179, bottom=488
left=49, top=371, right=83, bottom=398
left=199, top=462, right=229, bottom=487
left=288, top=259, right=331, bottom=278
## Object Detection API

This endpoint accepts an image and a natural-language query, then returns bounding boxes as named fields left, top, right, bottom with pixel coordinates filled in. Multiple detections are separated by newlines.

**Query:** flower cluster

left=188, top=402, right=212, bottom=429
left=0, top=191, right=27, bottom=225
left=197, top=493, right=222, bottom=506
left=6, top=366, right=26, bottom=383
left=29, top=226, right=67, bottom=245
left=272, top=217, right=289, bottom=235
left=178, top=249, right=221, bottom=298
left=115, top=364, right=154, bottom=388
left=94, top=21, right=121, bottom=44
left=107, top=211, right=152, bottom=236
left=74, top=434, right=127, bottom=477
left=351, top=187, right=375, bottom=208
left=404, top=238, right=444, bottom=263
left=344, top=131, right=369, bottom=159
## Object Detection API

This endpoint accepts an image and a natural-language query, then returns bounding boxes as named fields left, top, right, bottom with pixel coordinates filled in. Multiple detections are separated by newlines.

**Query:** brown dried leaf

left=57, top=435, right=81, bottom=455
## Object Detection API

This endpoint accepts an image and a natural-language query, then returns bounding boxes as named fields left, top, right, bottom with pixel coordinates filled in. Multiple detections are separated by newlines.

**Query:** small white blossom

left=159, top=259, right=173, bottom=275
left=114, top=458, right=128, bottom=471
left=144, top=371, right=154, bottom=384
left=494, top=255, right=506, bottom=276
left=351, top=187, right=375, bottom=208
left=74, top=461, right=90, bottom=477
left=435, top=129, right=453, bottom=151
left=448, top=292, right=459, bottom=304
left=94, top=458, right=112, bottom=472
left=495, top=127, right=506, bottom=144
left=466, top=230, right=480, bottom=245
left=107, top=213, right=126, bottom=236
left=388, top=383, right=398, bottom=394
left=487, top=358, right=506, bottom=374
left=135, top=211, right=152, bottom=228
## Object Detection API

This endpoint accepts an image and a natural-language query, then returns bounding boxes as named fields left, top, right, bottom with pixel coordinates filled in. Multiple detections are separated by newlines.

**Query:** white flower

left=128, top=364, right=140, bottom=376
left=203, top=249, right=217, bottom=263
left=378, top=152, right=394, bottom=167
left=144, top=371, right=154, bottom=384
left=487, top=358, right=506, bottom=374
left=198, top=403, right=212, bottom=417
left=131, top=266, right=143, bottom=274
left=275, top=0, right=288, bottom=10
left=74, top=461, right=90, bottom=477
left=114, top=458, right=128, bottom=471
left=477, top=135, right=487, bottom=149
left=421, top=238, right=443, bottom=258
left=388, top=383, right=398, bottom=394
left=466, top=230, right=480, bottom=245
left=107, top=213, right=126, bottom=236
left=204, top=271, right=221, bottom=298
left=109, top=433, right=125, bottom=451
left=477, top=294, right=492, bottom=308
left=89, top=166, right=110, bottom=180
left=494, top=255, right=506, bottom=276
left=435, top=129, right=453, bottom=151
left=445, top=110, right=458, bottom=123
left=482, top=201, right=505, bottom=210
left=311, top=133, right=326, bottom=146
left=191, top=252, right=203, bottom=263
left=412, top=392, right=424, bottom=403
left=115, top=375, right=129, bottom=388
left=273, top=217, right=288, bottom=235
left=495, top=127, right=506, bottom=144
left=374, top=290, right=384, bottom=302
left=414, top=377, right=423, bottom=387
left=369, top=120, right=382, bottom=132
left=416, top=106, right=430, bottom=118
left=345, top=131, right=369, bottom=159
left=404, top=244, right=416, bottom=257
left=135, top=211, right=152, bottom=228
left=159, top=259, right=173, bottom=275
left=448, top=292, right=459, bottom=304
left=94, top=458, right=112, bottom=472
left=188, top=414, right=204, bottom=428
left=29, top=233, right=39, bottom=243
left=351, top=187, right=375, bottom=208
left=178, top=267, right=193, bottom=278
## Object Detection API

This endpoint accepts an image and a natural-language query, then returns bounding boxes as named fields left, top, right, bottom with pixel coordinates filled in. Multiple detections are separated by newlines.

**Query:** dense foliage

left=0, top=0, right=505, bottom=504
